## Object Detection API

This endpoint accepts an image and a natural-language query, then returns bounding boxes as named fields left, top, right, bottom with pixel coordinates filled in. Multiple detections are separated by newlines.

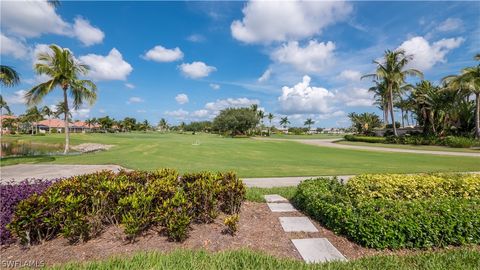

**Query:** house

left=35, top=119, right=99, bottom=133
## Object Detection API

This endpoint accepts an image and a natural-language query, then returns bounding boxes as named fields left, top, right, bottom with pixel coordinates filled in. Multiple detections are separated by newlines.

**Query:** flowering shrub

left=0, top=179, right=52, bottom=245
left=7, top=169, right=245, bottom=245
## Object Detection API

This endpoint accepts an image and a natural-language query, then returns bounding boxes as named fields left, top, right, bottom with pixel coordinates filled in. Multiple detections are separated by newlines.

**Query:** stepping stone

left=279, top=217, right=318, bottom=232
left=267, top=203, right=297, bottom=212
left=264, top=194, right=288, bottom=203
left=291, top=238, right=347, bottom=263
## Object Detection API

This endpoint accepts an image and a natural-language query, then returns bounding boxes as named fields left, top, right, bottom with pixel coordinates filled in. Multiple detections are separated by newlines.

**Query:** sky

left=1, top=0, right=479, bottom=128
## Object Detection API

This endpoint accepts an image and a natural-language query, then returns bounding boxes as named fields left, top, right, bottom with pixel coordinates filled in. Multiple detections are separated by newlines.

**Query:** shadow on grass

left=0, top=155, right=56, bottom=166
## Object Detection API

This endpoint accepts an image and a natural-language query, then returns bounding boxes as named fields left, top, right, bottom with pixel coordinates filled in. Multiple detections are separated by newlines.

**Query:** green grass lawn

left=337, top=140, right=480, bottom=153
left=268, top=133, right=344, bottom=139
left=2, top=132, right=480, bottom=177
left=48, top=248, right=480, bottom=270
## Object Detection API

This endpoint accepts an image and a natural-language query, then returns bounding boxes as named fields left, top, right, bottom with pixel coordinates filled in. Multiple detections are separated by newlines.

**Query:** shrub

left=384, top=134, right=479, bottom=148
left=7, top=169, right=246, bottom=245
left=293, top=174, right=480, bottom=249
left=344, top=135, right=386, bottom=143
left=223, top=214, right=240, bottom=236
left=0, top=180, right=52, bottom=245
left=444, top=136, right=480, bottom=148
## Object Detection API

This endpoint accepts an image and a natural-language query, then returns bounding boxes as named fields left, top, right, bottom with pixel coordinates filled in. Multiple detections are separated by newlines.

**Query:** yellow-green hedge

left=346, top=173, right=480, bottom=200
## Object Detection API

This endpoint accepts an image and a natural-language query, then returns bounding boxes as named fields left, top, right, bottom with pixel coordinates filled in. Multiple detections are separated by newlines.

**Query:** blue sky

left=1, top=1, right=479, bottom=128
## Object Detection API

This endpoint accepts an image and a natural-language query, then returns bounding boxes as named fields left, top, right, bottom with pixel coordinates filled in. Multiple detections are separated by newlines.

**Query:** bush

left=0, top=180, right=52, bottom=245
left=7, top=169, right=246, bottom=245
left=384, top=134, right=479, bottom=148
left=293, top=174, right=480, bottom=249
left=223, top=214, right=240, bottom=236
left=344, top=135, right=386, bottom=143
left=444, top=136, right=480, bottom=148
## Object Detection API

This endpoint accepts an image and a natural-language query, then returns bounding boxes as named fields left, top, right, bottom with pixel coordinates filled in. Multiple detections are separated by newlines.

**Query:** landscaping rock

left=291, top=238, right=347, bottom=263
left=267, top=203, right=297, bottom=212
left=279, top=217, right=318, bottom=232
left=264, top=194, right=289, bottom=202
left=71, top=143, right=114, bottom=153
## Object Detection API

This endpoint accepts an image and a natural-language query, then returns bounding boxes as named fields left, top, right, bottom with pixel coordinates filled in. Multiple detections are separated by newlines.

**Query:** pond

left=0, top=141, right=78, bottom=158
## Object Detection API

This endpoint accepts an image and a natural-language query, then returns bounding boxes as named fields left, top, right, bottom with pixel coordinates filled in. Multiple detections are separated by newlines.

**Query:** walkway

left=254, top=137, right=480, bottom=157
left=265, top=194, right=346, bottom=263
left=0, top=164, right=126, bottom=183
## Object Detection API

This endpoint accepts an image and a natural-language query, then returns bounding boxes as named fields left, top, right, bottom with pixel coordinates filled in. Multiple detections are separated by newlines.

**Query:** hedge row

left=293, top=174, right=480, bottom=249
left=7, top=169, right=245, bottom=245
left=344, top=134, right=480, bottom=148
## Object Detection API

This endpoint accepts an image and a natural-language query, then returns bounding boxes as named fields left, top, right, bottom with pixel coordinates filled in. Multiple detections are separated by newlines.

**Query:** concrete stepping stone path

left=267, top=202, right=297, bottom=212
left=292, top=238, right=347, bottom=263
left=279, top=217, right=318, bottom=232
left=264, top=194, right=347, bottom=264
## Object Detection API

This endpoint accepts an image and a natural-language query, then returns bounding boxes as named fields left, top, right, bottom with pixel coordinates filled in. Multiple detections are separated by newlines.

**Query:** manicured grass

left=2, top=133, right=480, bottom=177
left=268, top=133, right=344, bottom=139
left=47, top=248, right=480, bottom=270
left=246, top=187, right=297, bottom=202
left=337, top=140, right=480, bottom=153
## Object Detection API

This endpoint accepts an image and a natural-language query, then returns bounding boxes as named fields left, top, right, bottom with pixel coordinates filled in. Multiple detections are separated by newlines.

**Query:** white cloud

left=270, top=40, right=335, bottom=73
left=278, top=75, right=334, bottom=114
left=73, top=17, right=104, bottom=46
left=179, top=61, right=216, bottom=79
left=0, top=0, right=70, bottom=38
left=205, top=97, right=259, bottom=111
left=231, top=0, right=352, bottom=44
left=209, top=83, right=221, bottom=90
left=79, top=48, right=133, bottom=81
left=127, top=97, right=144, bottom=104
left=0, top=33, right=29, bottom=59
left=143, top=45, right=183, bottom=62
left=335, top=88, right=373, bottom=107
left=337, top=70, right=361, bottom=81
left=175, top=93, right=189, bottom=105
left=187, top=34, right=206, bottom=43
left=258, top=68, right=272, bottom=82
left=191, top=109, right=210, bottom=118
left=99, top=109, right=106, bottom=113
left=398, top=36, right=464, bottom=70
left=165, top=109, right=189, bottom=119
left=71, top=107, right=90, bottom=119
left=5, top=90, right=27, bottom=105
left=137, top=110, right=147, bottom=113
left=436, top=18, right=463, bottom=32
left=125, top=83, right=135, bottom=89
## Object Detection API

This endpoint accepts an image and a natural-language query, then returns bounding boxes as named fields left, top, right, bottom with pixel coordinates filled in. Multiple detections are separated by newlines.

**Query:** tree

left=348, top=112, right=382, bottom=135
left=25, top=106, right=44, bottom=134
left=85, top=118, right=97, bottom=131
left=0, top=65, right=20, bottom=87
left=140, top=120, right=150, bottom=132
left=368, top=80, right=389, bottom=125
left=213, top=107, right=258, bottom=136
left=304, top=118, right=315, bottom=131
left=122, top=117, right=136, bottom=131
left=54, top=101, right=72, bottom=120
left=267, top=113, right=274, bottom=136
left=41, top=106, right=54, bottom=133
left=442, top=55, right=480, bottom=139
left=362, top=49, right=423, bottom=136
left=97, top=116, right=114, bottom=131
left=280, top=117, right=290, bottom=129
left=1, top=95, right=12, bottom=134
left=158, top=118, right=168, bottom=131
left=26, top=44, right=97, bottom=153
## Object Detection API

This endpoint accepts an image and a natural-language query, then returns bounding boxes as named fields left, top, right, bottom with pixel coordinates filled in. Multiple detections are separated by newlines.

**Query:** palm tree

left=41, top=106, right=54, bottom=133
left=257, top=110, right=265, bottom=125
left=25, top=106, right=43, bottom=135
left=280, top=117, right=290, bottom=130
left=348, top=112, right=382, bottom=135
left=368, top=80, right=389, bottom=125
left=442, top=55, right=480, bottom=139
left=0, top=65, right=20, bottom=87
left=0, top=95, right=12, bottom=134
left=362, top=49, right=423, bottom=136
left=26, top=44, right=97, bottom=153
left=304, top=118, right=314, bottom=131
left=250, top=104, right=258, bottom=112
left=267, top=113, right=274, bottom=136
left=158, top=118, right=168, bottom=132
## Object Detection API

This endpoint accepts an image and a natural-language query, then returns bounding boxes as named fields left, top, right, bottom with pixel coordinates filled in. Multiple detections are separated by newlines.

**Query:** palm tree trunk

left=400, top=108, right=404, bottom=128
left=388, top=85, right=397, bottom=136
left=63, top=89, right=70, bottom=154
left=384, top=104, right=389, bottom=126
left=475, top=93, right=480, bottom=139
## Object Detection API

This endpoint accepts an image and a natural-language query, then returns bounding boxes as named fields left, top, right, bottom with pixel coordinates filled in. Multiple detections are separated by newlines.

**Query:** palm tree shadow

left=1, top=155, right=56, bottom=165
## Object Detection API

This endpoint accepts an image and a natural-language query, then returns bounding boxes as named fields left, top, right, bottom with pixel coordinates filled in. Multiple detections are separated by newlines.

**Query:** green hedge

left=8, top=169, right=245, bottom=245
left=386, top=135, right=480, bottom=148
left=344, top=135, right=386, bottom=143
left=293, top=174, right=480, bottom=249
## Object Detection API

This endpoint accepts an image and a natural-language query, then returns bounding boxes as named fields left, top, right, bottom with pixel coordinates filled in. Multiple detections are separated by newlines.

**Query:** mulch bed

left=1, top=202, right=478, bottom=268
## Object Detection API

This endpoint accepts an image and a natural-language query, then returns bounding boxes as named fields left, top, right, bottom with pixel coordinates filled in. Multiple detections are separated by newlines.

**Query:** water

left=0, top=141, right=75, bottom=157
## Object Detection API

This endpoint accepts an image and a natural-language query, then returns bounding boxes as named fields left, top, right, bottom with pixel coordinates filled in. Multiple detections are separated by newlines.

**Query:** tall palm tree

left=368, top=80, right=389, bottom=125
left=26, top=44, right=97, bottom=153
left=41, top=106, right=54, bottom=133
left=25, top=106, right=43, bottom=135
left=267, top=113, right=274, bottom=136
left=0, top=65, right=20, bottom=87
left=442, top=55, right=480, bottom=139
left=280, top=117, right=290, bottom=130
left=257, top=110, right=265, bottom=125
left=304, top=118, right=314, bottom=131
left=0, top=95, right=12, bottom=134
left=158, top=118, right=168, bottom=131
left=362, top=49, right=423, bottom=136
